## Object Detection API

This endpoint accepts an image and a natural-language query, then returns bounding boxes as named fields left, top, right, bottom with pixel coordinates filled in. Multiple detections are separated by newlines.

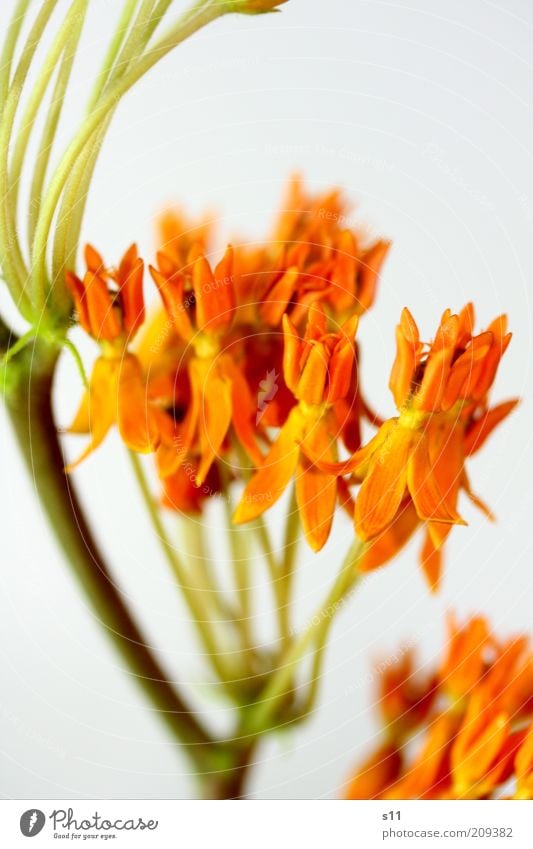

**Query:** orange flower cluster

left=346, top=616, right=533, bottom=800
left=66, top=176, right=515, bottom=587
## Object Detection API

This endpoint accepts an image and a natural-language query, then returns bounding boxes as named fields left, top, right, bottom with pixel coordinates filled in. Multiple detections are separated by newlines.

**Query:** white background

left=0, top=0, right=532, bottom=799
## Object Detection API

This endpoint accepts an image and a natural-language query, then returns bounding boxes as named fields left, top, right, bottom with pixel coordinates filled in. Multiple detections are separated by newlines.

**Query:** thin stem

left=128, top=450, right=240, bottom=687
left=0, top=0, right=32, bottom=109
left=0, top=328, right=35, bottom=366
left=29, top=1, right=89, bottom=247
left=253, top=516, right=288, bottom=647
left=241, top=538, right=365, bottom=736
left=278, top=484, right=299, bottom=647
left=9, top=0, right=88, bottom=255
left=3, top=341, right=214, bottom=771
left=223, top=480, right=254, bottom=654
left=145, top=0, right=176, bottom=42
left=180, top=514, right=233, bottom=624
left=0, top=0, right=60, bottom=313
left=296, top=565, right=361, bottom=720
left=86, top=0, right=140, bottom=111
left=54, top=0, right=158, bottom=279
left=52, top=117, right=110, bottom=283
left=32, top=0, right=229, bottom=315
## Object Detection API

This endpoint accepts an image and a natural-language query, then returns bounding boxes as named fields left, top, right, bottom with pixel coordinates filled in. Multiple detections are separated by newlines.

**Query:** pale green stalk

left=128, top=450, right=242, bottom=689
left=86, top=0, right=140, bottom=111
left=278, top=485, right=299, bottom=647
left=32, top=0, right=227, bottom=316
left=145, top=0, right=176, bottom=41
left=8, top=0, right=88, bottom=251
left=240, top=539, right=365, bottom=736
left=0, top=0, right=32, bottom=108
left=180, top=514, right=234, bottom=625
left=0, top=0, right=60, bottom=314
left=253, top=516, right=290, bottom=647
left=223, top=481, right=254, bottom=654
left=53, top=0, right=162, bottom=281
left=29, top=2, right=89, bottom=246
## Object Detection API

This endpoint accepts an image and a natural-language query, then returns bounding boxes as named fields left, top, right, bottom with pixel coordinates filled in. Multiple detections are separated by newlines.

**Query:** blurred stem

left=3, top=341, right=216, bottom=772
left=222, top=466, right=254, bottom=654
left=240, top=538, right=365, bottom=737
left=278, top=485, right=299, bottom=648
left=180, top=514, right=233, bottom=626
left=128, top=450, right=241, bottom=689
left=253, top=516, right=288, bottom=647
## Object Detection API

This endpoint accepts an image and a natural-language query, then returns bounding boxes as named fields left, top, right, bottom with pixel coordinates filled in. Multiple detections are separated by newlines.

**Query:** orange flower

left=66, top=243, right=145, bottom=342
left=347, top=616, right=533, bottom=800
left=315, top=304, right=517, bottom=589
left=66, top=246, right=160, bottom=467
left=157, top=207, right=212, bottom=271
left=242, top=176, right=390, bottom=327
left=233, top=303, right=358, bottom=551
left=149, top=246, right=262, bottom=483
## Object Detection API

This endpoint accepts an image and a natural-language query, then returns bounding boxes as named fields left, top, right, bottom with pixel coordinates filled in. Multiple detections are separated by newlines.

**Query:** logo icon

left=20, top=810, right=45, bottom=837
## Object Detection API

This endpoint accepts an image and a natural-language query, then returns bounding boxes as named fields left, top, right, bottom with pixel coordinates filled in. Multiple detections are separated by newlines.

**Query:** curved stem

left=128, top=450, right=242, bottom=688
left=29, top=1, right=89, bottom=247
left=86, top=0, right=141, bottom=111
left=32, top=0, right=229, bottom=316
left=3, top=341, right=214, bottom=771
left=278, top=484, right=299, bottom=647
left=9, top=0, right=88, bottom=252
left=240, top=538, right=365, bottom=736
left=0, top=0, right=60, bottom=313
left=0, top=0, right=32, bottom=109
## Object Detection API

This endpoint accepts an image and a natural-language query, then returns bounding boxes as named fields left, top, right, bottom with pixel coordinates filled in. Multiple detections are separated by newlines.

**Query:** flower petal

left=355, top=425, right=412, bottom=540
left=233, top=408, right=303, bottom=524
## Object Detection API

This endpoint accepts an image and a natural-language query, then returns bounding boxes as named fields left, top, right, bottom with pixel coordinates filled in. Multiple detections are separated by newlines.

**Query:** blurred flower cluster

left=66, top=176, right=516, bottom=589
left=346, top=616, right=533, bottom=799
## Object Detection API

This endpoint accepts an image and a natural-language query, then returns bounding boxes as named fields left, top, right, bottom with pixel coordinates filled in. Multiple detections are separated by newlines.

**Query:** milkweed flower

left=314, top=304, right=517, bottom=589
left=149, top=245, right=263, bottom=484
left=66, top=245, right=160, bottom=467
left=233, top=303, right=358, bottom=551
left=246, top=176, right=390, bottom=327
left=346, top=616, right=533, bottom=800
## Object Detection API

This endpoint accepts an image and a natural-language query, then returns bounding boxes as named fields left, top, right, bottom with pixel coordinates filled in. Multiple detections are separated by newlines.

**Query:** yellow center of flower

left=398, top=407, right=428, bottom=430
left=193, top=333, right=220, bottom=359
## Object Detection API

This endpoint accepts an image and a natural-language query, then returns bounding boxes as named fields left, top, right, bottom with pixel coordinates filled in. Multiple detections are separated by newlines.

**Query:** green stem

left=9, top=0, right=88, bottom=254
left=86, top=0, right=141, bottom=111
left=0, top=0, right=32, bottom=109
left=128, top=450, right=241, bottom=688
left=29, top=1, right=89, bottom=247
left=0, top=0, right=60, bottom=314
left=253, top=516, right=288, bottom=646
left=278, top=484, right=299, bottom=647
left=241, top=538, right=365, bottom=736
left=3, top=341, right=214, bottom=771
left=31, top=0, right=230, bottom=316
left=222, top=470, right=254, bottom=654
left=180, top=514, right=233, bottom=624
